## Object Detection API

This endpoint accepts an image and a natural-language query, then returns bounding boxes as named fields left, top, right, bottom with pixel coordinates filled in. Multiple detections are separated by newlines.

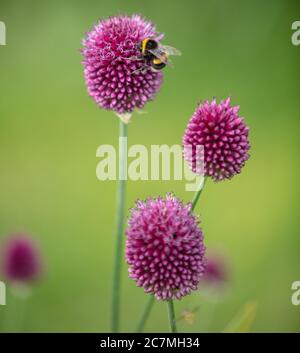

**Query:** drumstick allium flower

left=82, top=15, right=163, bottom=123
left=183, top=97, right=250, bottom=181
left=201, top=252, right=229, bottom=286
left=1, top=235, right=42, bottom=283
left=126, top=194, right=206, bottom=300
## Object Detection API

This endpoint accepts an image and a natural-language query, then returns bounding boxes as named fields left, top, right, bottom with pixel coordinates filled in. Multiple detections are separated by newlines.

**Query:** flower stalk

left=191, top=177, right=206, bottom=211
left=136, top=295, right=155, bottom=333
left=111, top=120, right=127, bottom=333
left=167, top=300, right=177, bottom=333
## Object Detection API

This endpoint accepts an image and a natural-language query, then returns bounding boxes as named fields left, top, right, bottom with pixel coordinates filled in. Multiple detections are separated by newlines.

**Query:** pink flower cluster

left=82, top=15, right=163, bottom=120
left=126, top=194, right=206, bottom=300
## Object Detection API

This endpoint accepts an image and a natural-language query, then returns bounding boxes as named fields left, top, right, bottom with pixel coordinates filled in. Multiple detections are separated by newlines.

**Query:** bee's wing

left=147, top=47, right=169, bottom=64
left=160, top=45, right=182, bottom=56
left=148, top=48, right=175, bottom=68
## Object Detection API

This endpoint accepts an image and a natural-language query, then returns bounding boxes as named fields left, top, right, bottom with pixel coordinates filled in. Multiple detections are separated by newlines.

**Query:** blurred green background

left=0, top=0, right=300, bottom=332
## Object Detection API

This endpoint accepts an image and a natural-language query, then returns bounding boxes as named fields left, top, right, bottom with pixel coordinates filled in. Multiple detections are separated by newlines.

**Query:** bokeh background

left=0, top=0, right=300, bottom=332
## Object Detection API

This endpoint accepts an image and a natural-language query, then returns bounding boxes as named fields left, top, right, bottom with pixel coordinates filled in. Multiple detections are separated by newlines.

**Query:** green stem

left=111, top=120, right=127, bottom=333
left=167, top=300, right=177, bottom=333
left=191, top=177, right=206, bottom=211
left=2, top=285, right=31, bottom=332
left=135, top=295, right=155, bottom=333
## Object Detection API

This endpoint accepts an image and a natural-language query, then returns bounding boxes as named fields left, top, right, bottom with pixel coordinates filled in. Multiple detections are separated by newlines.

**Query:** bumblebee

left=139, top=38, right=181, bottom=72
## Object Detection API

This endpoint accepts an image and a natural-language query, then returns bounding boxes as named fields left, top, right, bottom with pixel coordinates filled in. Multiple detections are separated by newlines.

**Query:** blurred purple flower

left=126, top=193, right=206, bottom=300
left=201, top=252, right=230, bottom=287
left=183, top=97, right=250, bottom=181
left=1, top=235, right=42, bottom=284
left=82, top=14, right=163, bottom=122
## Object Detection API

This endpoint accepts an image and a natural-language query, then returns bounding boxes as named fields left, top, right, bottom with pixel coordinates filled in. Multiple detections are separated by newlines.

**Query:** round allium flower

left=126, top=194, right=206, bottom=300
left=201, top=253, right=229, bottom=287
left=1, top=235, right=42, bottom=283
left=82, top=14, right=163, bottom=122
left=183, top=97, right=250, bottom=181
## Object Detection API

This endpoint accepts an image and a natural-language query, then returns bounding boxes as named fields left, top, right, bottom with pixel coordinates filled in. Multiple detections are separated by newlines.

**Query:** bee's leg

left=131, top=66, right=149, bottom=75
left=112, top=56, right=144, bottom=64
left=120, top=55, right=145, bottom=61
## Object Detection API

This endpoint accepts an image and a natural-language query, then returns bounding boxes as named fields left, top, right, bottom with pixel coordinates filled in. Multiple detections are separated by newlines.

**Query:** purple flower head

left=126, top=193, right=206, bottom=300
left=82, top=14, right=163, bottom=123
left=1, top=235, right=42, bottom=284
left=183, top=97, right=250, bottom=181
left=201, top=252, right=229, bottom=287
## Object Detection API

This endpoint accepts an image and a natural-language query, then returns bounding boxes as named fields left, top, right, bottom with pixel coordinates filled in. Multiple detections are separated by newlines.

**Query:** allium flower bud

left=126, top=194, right=206, bottom=300
left=1, top=235, right=42, bottom=284
left=183, top=98, right=250, bottom=181
left=82, top=15, right=163, bottom=123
